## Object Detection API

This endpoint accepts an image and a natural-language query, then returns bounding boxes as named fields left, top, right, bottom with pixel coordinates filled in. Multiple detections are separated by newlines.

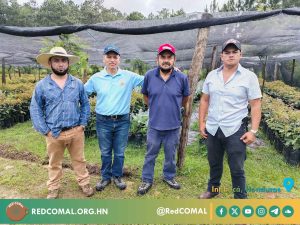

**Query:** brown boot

left=198, top=191, right=219, bottom=199
left=81, top=184, right=94, bottom=197
left=47, top=189, right=59, bottom=199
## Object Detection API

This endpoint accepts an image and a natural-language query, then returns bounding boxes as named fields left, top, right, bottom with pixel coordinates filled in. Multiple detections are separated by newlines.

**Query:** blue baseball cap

left=103, top=44, right=120, bottom=55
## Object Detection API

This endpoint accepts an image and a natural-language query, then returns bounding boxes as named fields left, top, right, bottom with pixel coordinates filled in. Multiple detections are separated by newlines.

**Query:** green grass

left=0, top=122, right=299, bottom=199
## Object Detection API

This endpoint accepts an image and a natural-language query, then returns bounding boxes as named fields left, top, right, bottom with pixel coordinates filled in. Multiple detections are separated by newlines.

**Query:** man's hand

left=199, top=123, right=208, bottom=139
left=46, top=131, right=52, bottom=137
left=174, top=67, right=181, bottom=72
left=240, top=131, right=256, bottom=145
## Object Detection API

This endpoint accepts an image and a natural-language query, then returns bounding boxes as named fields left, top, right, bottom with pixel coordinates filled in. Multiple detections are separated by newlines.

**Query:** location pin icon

left=283, top=177, right=294, bottom=192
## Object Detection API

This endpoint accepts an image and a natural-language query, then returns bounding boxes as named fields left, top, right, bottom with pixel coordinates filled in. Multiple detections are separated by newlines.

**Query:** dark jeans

left=206, top=124, right=247, bottom=199
left=142, top=127, right=180, bottom=183
left=96, top=114, right=130, bottom=180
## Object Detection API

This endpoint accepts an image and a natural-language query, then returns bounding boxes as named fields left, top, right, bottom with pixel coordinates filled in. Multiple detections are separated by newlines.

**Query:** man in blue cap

left=85, top=44, right=144, bottom=191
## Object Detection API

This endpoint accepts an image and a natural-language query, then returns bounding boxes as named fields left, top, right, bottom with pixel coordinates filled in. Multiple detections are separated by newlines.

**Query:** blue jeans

left=96, top=114, right=130, bottom=180
left=142, top=127, right=180, bottom=183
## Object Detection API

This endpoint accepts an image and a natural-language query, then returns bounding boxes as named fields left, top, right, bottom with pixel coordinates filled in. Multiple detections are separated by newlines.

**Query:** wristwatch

left=250, top=129, right=258, bottom=134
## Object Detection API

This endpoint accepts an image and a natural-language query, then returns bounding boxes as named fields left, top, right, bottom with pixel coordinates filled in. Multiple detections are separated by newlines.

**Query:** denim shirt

left=202, top=64, right=262, bottom=137
left=30, top=74, right=90, bottom=138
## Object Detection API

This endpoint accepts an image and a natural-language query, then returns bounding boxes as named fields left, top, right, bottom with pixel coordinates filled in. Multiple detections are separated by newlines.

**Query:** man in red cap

left=137, top=43, right=190, bottom=195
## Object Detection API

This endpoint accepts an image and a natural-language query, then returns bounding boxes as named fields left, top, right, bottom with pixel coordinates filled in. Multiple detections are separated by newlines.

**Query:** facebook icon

left=216, top=206, right=227, bottom=217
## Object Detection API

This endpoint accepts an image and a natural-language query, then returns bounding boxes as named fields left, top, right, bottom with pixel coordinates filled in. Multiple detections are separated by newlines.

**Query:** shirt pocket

left=207, top=81, right=222, bottom=95
left=44, top=92, right=61, bottom=106
left=66, top=93, right=79, bottom=102
left=224, top=85, right=246, bottom=99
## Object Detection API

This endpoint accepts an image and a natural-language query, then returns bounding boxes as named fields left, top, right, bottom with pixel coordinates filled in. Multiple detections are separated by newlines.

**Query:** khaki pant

left=46, top=126, right=90, bottom=191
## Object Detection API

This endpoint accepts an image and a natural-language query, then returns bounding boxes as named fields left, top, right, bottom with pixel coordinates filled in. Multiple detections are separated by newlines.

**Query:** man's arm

left=249, top=99, right=261, bottom=131
left=143, top=95, right=149, bottom=106
left=30, top=86, right=50, bottom=136
left=182, top=96, right=189, bottom=109
left=199, top=93, right=209, bottom=139
left=132, top=72, right=144, bottom=88
left=79, top=83, right=90, bottom=127
left=240, top=98, right=261, bottom=144
left=84, top=76, right=95, bottom=96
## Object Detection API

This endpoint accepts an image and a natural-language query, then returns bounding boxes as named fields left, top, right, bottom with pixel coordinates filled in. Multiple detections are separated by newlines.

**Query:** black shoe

left=95, top=179, right=111, bottom=191
left=163, top=178, right=181, bottom=189
left=137, top=182, right=152, bottom=195
left=198, top=191, right=219, bottom=199
left=113, top=177, right=127, bottom=190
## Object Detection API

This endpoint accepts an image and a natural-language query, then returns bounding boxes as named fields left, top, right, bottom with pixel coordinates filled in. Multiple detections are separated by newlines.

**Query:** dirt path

left=0, top=185, right=29, bottom=199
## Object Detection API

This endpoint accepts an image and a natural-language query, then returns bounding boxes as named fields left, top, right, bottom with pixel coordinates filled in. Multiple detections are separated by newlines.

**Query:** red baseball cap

left=157, top=43, right=176, bottom=55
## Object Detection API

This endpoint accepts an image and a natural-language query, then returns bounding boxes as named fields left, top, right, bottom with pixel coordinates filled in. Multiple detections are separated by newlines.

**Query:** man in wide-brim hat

left=36, top=46, right=80, bottom=68
left=30, top=46, right=94, bottom=199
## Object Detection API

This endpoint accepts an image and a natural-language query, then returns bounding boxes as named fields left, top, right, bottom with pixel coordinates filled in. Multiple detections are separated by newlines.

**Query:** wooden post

left=2, top=58, right=6, bottom=85
left=291, top=59, right=295, bottom=86
left=210, top=45, right=218, bottom=72
left=8, top=65, right=12, bottom=80
left=18, top=67, right=21, bottom=77
left=34, top=66, right=37, bottom=82
left=38, top=67, right=41, bottom=81
left=82, top=68, right=88, bottom=83
left=177, top=13, right=212, bottom=169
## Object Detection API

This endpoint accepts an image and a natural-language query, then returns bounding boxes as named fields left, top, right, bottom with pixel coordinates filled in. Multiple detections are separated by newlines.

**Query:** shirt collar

left=155, top=67, right=176, bottom=78
left=102, top=67, right=122, bottom=77
left=217, top=63, right=243, bottom=74
left=47, top=74, right=73, bottom=85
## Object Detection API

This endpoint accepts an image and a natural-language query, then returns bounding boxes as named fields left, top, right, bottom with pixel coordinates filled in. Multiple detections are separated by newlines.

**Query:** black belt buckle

left=61, top=126, right=77, bottom=132
left=111, top=115, right=119, bottom=120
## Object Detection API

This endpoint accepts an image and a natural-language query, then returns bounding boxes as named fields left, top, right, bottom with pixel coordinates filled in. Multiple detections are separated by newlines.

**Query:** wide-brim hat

left=36, top=46, right=80, bottom=68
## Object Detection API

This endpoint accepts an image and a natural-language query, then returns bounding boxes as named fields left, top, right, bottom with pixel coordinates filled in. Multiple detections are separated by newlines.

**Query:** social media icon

left=229, top=206, right=240, bottom=217
left=216, top=205, right=227, bottom=217
left=243, top=206, right=254, bottom=217
left=282, top=206, right=294, bottom=218
left=256, top=206, right=267, bottom=217
left=269, top=206, right=280, bottom=217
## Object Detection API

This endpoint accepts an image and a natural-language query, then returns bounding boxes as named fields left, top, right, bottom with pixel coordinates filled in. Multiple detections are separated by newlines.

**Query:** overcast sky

left=16, top=0, right=228, bottom=15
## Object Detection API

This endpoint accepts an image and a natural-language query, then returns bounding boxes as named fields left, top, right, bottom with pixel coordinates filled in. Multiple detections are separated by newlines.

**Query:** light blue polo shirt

left=84, top=68, right=144, bottom=115
left=202, top=64, right=262, bottom=137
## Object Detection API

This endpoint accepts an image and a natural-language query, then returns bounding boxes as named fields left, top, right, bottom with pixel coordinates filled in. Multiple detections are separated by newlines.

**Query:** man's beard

left=159, top=63, right=173, bottom=74
left=51, top=66, right=69, bottom=76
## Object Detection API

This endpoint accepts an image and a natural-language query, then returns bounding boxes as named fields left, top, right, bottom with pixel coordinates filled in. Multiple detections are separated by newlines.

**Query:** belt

left=61, top=125, right=78, bottom=132
left=99, top=114, right=127, bottom=120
